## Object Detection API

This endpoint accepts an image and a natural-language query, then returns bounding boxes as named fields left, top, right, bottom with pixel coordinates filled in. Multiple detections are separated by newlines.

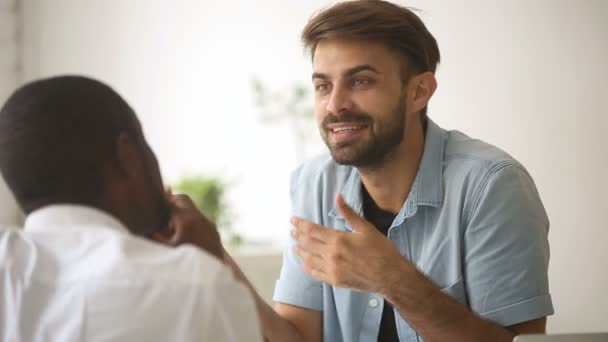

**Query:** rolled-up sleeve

left=464, top=163, right=554, bottom=326
left=272, top=170, right=323, bottom=311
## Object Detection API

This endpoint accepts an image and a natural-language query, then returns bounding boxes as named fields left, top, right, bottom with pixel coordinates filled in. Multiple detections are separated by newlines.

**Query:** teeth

left=333, top=126, right=360, bottom=133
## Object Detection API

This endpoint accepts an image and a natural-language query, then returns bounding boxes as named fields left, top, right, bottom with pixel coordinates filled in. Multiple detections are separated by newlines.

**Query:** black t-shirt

left=362, top=187, right=400, bottom=342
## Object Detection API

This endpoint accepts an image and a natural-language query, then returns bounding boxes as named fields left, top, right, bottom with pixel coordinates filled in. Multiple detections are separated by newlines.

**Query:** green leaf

left=172, top=175, right=229, bottom=229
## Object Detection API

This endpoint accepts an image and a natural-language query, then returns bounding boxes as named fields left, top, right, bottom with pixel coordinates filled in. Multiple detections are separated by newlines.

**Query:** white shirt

left=0, top=205, right=262, bottom=342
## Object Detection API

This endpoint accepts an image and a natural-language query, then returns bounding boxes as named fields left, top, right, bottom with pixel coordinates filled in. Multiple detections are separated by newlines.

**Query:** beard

left=320, top=95, right=406, bottom=169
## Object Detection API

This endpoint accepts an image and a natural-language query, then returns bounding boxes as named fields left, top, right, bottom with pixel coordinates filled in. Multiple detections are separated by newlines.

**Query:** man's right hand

left=153, top=192, right=224, bottom=260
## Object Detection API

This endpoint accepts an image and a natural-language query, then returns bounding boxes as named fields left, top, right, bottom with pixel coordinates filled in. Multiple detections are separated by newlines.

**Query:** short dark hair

left=302, top=0, right=440, bottom=118
left=0, top=75, right=140, bottom=213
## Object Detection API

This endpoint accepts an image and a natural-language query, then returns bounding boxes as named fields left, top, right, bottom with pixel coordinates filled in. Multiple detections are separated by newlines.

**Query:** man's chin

left=329, top=150, right=365, bottom=166
left=326, top=141, right=374, bottom=165
left=329, top=146, right=390, bottom=169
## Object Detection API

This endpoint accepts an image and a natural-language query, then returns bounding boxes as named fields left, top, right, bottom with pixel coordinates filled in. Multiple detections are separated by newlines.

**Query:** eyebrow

left=312, top=64, right=381, bottom=81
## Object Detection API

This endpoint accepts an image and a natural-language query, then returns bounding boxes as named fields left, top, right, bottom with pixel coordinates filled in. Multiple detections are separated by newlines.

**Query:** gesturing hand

left=291, top=194, right=406, bottom=294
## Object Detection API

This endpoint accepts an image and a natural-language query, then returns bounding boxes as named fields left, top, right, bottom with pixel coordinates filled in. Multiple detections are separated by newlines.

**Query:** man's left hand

left=291, top=194, right=408, bottom=293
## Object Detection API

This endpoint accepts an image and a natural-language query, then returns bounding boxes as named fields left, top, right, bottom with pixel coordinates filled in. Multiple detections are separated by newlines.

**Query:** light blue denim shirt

left=273, top=119, right=554, bottom=342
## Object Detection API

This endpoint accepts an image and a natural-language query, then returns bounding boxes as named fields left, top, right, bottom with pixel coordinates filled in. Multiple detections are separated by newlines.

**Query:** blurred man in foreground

left=0, top=76, right=261, bottom=342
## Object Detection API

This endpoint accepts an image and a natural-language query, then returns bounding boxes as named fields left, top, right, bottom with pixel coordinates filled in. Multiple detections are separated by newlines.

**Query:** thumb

left=151, top=227, right=175, bottom=245
left=336, top=194, right=374, bottom=233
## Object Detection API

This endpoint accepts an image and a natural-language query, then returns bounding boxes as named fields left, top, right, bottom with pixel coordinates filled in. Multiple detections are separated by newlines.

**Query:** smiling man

left=271, top=1, right=554, bottom=341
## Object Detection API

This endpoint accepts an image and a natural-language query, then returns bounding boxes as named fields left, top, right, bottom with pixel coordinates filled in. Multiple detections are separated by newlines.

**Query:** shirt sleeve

left=272, top=169, right=323, bottom=311
left=464, top=163, right=554, bottom=326
left=206, top=267, right=263, bottom=342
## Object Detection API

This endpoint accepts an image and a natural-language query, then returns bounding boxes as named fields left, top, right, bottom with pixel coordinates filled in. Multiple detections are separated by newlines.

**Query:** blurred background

left=0, top=0, right=606, bottom=334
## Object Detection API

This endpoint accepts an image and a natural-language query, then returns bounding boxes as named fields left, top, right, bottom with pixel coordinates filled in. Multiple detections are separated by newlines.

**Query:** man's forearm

left=382, top=258, right=515, bottom=342
left=222, top=251, right=308, bottom=342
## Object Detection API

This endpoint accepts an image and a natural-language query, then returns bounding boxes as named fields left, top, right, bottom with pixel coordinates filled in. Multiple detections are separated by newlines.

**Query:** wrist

left=377, top=257, right=410, bottom=297
left=379, top=258, right=436, bottom=311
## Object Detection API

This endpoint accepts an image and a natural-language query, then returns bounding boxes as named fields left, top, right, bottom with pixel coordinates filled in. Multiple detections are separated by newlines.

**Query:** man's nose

left=325, top=87, right=353, bottom=116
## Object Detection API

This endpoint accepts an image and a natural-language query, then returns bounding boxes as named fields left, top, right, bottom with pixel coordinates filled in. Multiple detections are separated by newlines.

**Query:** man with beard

left=268, top=1, right=554, bottom=341
left=0, top=76, right=262, bottom=341
left=192, top=1, right=553, bottom=341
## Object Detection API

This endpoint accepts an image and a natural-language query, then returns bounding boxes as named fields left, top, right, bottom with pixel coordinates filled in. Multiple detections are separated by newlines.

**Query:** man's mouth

left=325, top=123, right=369, bottom=145
left=331, top=125, right=366, bottom=133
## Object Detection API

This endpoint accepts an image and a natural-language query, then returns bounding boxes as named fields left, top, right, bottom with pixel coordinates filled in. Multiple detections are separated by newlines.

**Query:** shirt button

left=369, top=298, right=379, bottom=308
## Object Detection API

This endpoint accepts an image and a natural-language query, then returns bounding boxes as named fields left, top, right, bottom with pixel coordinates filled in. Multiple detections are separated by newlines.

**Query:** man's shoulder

left=3, top=227, right=231, bottom=299
left=442, top=129, right=528, bottom=177
left=439, top=129, right=540, bottom=220
left=104, top=233, right=228, bottom=287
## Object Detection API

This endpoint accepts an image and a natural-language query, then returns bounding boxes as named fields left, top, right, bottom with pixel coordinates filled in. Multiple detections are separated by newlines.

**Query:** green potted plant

left=172, top=175, right=242, bottom=248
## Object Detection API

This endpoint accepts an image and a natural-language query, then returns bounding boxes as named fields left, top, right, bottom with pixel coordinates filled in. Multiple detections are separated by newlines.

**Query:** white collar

left=24, top=204, right=129, bottom=235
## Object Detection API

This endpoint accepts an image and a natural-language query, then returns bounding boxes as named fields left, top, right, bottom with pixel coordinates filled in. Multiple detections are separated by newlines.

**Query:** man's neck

left=358, top=120, right=425, bottom=214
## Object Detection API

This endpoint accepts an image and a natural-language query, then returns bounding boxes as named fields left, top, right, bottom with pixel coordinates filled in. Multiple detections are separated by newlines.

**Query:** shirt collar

left=416, top=118, right=446, bottom=207
left=24, top=204, right=129, bottom=235
left=328, top=118, right=446, bottom=228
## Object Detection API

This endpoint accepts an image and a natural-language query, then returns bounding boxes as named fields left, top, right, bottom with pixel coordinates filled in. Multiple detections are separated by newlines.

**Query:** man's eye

left=314, top=83, right=331, bottom=94
left=353, top=79, right=371, bottom=88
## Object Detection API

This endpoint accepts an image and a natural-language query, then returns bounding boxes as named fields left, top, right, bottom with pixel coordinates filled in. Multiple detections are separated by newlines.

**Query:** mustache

left=322, top=112, right=373, bottom=128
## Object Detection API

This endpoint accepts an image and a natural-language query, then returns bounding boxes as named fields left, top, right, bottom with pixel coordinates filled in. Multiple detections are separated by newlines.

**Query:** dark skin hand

left=153, top=189, right=223, bottom=259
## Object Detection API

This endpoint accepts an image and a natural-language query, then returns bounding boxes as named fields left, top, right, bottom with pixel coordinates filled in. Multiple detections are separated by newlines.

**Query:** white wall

left=20, top=0, right=608, bottom=333
left=20, top=0, right=319, bottom=244
left=0, top=0, right=22, bottom=226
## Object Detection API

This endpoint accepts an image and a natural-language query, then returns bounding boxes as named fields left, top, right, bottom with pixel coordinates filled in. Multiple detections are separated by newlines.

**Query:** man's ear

left=114, top=132, right=139, bottom=178
left=408, top=71, right=437, bottom=114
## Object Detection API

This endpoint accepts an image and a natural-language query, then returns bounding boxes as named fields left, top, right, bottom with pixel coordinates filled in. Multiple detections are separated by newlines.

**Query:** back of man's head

left=0, top=75, right=140, bottom=214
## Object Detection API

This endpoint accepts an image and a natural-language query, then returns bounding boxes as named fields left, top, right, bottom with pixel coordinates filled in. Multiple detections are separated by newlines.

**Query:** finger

left=294, top=245, right=327, bottom=275
left=167, top=222, right=186, bottom=246
left=152, top=220, right=178, bottom=245
left=291, top=229, right=327, bottom=254
left=336, top=194, right=375, bottom=233
left=169, top=194, right=199, bottom=212
left=161, top=211, right=186, bottom=246
left=171, top=193, right=193, bottom=205
left=164, top=187, right=174, bottom=201
left=291, top=216, right=335, bottom=241
left=151, top=230, right=172, bottom=244
left=300, top=259, right=330, bottom=283
left=307, top=267, right=330, bottom=283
